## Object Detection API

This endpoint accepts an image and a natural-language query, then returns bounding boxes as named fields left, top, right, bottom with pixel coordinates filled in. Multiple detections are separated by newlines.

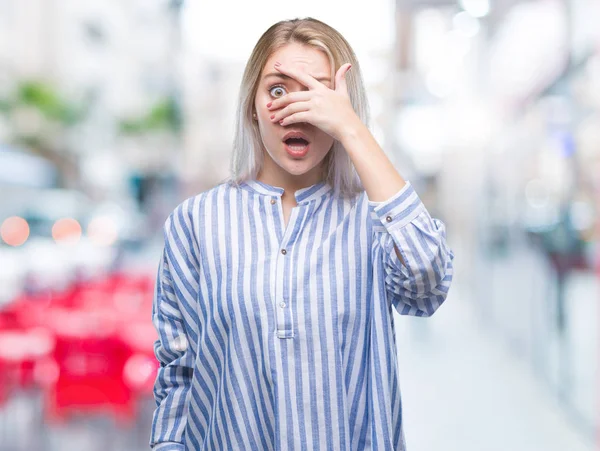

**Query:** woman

left=150, top=17, right=454, bottom=451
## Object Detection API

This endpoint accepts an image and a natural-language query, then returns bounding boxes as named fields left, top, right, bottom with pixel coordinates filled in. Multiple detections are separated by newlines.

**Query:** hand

left=266, top=62, right=361, bottom=142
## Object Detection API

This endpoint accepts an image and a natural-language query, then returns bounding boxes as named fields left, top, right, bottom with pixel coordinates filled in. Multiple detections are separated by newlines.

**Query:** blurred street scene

left=0, top=0, right=598, bottom=450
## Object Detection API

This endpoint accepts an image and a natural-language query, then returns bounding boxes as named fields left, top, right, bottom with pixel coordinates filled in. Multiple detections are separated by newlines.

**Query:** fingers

left=335, top=63, right=351, bottom=93
left=267, top=91, right=311, bottom=111
left=274, top=62, right=322, bottom=90
left=279, top=111, right=311, bottom=126
left=269, top=101, right=311, bottom=123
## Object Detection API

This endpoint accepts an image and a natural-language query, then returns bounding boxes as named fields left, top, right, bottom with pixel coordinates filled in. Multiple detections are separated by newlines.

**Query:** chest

left=196, top=196, right=374, bottom=335
left=282, top=202, right=293, bottom=230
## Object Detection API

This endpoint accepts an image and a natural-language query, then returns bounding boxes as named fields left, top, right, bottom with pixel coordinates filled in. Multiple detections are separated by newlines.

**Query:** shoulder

left=340, top=188, right=367, bottom=210
left=164, top=181, right=238, bottom=231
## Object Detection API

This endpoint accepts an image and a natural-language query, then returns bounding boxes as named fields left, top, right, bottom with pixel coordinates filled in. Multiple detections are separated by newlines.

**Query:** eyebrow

left=263, top=72, right=331, bottom=84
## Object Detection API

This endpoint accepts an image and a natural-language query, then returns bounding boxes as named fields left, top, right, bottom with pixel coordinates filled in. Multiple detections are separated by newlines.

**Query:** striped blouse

left=150, top=179, right=454, bottom=450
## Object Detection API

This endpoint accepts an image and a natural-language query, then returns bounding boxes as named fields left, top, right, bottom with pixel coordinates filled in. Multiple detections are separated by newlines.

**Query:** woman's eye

left=269, top=85, right=287, bottom=98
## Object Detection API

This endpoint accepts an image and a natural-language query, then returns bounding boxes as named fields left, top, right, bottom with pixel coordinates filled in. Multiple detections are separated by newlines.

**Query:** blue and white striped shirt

left=150, top=179, right=454, bottom=450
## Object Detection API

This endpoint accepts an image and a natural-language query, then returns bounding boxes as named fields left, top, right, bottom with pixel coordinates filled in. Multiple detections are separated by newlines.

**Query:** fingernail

left=274, top=61, right=281, bottom=67
left=266, top=101, right=272, bottom=108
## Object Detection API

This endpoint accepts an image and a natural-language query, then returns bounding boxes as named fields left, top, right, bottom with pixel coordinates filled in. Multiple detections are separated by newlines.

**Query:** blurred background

left=0, top=0, right=598, bottom=450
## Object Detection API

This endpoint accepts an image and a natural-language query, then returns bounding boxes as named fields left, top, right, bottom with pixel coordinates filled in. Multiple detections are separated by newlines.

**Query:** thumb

left=335, top=63, right=352, bottom=93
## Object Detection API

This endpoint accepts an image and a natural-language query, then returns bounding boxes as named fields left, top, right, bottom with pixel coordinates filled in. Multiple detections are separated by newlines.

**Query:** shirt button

left=172, top=336, right=188, bottom=352
left=279, top=302, right=286, bottom=308
left=386, top=215, right=392, bottom=222
left=281, top=249, right=287, bottom=255
left=270, top=198, right=276, bottom=205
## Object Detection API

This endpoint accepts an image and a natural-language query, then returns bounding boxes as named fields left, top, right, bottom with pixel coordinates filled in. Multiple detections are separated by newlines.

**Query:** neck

left=257, top=160, right=325, bottom=200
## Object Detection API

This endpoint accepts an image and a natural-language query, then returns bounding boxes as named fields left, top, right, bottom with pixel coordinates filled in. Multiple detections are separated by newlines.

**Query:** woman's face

left=254, top=42, right=335, bottom=185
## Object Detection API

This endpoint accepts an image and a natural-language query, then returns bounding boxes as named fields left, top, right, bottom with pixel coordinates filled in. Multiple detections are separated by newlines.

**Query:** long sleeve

left=368, top=181, right=455, bottom=317
left=150, top=203, right=200, bottom=450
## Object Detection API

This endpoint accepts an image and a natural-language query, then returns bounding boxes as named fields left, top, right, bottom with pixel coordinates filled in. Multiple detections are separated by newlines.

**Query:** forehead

left=261, top=43, right=331, bottom=79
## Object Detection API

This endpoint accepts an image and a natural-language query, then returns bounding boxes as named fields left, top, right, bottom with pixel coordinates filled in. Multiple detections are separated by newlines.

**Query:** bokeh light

left=52, top=218, right=82, bottom=244
left=1, top=216, right=30, bottom=246
left=87, top=216, right=118, bottom=247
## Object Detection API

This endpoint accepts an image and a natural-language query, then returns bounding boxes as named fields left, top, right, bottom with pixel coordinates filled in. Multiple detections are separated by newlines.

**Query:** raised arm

left=368, top=182, right=454, bottom=316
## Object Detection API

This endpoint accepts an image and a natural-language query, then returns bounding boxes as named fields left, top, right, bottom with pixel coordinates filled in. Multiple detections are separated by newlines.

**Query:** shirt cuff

left=367, top=181, right=425, bottom=232
left=152, top=442, right=185, bottom=451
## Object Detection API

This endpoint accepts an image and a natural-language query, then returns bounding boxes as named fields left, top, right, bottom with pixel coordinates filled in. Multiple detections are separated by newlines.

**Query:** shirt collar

left=241, top=179, right=333, bottom=204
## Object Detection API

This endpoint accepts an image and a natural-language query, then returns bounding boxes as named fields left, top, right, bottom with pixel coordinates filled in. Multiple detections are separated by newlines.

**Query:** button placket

left=273, top=204, right=300, bottom=339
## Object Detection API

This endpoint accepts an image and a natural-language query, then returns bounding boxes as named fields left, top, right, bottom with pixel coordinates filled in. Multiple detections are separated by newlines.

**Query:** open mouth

left=284, top=137, right=309, bottom=149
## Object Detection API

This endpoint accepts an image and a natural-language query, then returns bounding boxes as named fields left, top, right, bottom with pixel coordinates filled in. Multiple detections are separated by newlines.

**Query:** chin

left=279, top=161, right=317, bottom=176
left=265, top=144, right=327, bottom=177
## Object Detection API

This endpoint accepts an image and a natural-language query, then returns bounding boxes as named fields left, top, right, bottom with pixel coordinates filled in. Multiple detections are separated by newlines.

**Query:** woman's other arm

left=150, top=201, right=201, bottom=450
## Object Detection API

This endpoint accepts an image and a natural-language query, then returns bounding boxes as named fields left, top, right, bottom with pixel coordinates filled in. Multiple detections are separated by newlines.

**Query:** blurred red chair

left=0, top=327, right=55, bottom=393
left=43, top=308, right=136, bottom=425
left=0, top=270, right=157, bottom=425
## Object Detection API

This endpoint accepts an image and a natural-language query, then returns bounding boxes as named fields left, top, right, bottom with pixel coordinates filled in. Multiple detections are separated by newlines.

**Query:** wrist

left=338, top=115, right=365, bottom=147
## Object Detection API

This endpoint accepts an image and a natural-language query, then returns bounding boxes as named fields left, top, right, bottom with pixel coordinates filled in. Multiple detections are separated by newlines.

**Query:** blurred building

left=0, top=0, right=184, bottom=202
left=180, top=57, right=244, bottom=193
left=392, top=0, right=600, bottom=439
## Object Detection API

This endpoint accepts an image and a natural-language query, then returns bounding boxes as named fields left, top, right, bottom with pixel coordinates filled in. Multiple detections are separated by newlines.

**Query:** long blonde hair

left=225, top=17, right=371, bottom=199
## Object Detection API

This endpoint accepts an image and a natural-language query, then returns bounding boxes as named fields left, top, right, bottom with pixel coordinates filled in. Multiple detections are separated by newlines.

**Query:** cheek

left=255, top=91, right=272, bottom=114
left=313, top=133, right=334, bottom=152
left=257, top=116, right=278, bottom=143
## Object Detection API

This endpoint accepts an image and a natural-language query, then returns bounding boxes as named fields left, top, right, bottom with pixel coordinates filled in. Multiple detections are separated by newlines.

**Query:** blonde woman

left=150, top=17, right=454, bottom=451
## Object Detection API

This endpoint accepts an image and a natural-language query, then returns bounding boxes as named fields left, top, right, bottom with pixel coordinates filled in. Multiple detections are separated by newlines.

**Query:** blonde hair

left=225, top=17, right=370, bottom=199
